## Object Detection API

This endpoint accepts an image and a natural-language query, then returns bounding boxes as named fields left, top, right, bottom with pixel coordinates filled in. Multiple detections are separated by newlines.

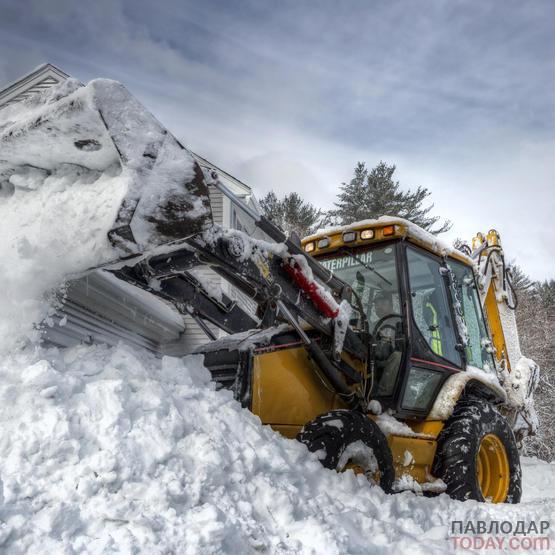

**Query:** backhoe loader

left=0, top=77, right=539, bottom=503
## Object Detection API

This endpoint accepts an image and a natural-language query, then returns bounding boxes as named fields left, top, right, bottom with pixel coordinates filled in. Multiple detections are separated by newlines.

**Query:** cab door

left=397, top=245, right=463, bottom=417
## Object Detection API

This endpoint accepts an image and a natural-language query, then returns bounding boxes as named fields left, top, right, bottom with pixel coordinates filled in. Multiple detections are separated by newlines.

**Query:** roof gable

left=0, top=63, right=70, bottom=107
left=192, top=152, right=252, bottom=195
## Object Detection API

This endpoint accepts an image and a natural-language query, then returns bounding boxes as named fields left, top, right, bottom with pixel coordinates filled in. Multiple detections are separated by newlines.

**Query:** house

left=0, top=63, right=70, bottom=106
left=0, top=64, right=264, bottom=354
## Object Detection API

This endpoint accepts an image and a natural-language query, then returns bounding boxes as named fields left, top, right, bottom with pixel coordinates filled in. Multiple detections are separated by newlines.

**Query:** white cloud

left=1, top=0, right=554, bottom=280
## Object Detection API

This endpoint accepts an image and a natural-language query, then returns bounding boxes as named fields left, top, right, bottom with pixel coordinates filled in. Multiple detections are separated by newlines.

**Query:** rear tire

left=297, top=410, right=395, bottom=493
left=433, top=398, right=521, bottom=503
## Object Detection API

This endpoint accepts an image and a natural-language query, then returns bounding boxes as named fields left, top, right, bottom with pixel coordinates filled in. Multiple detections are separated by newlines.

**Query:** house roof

left=0, top=63, right=70, bottom=107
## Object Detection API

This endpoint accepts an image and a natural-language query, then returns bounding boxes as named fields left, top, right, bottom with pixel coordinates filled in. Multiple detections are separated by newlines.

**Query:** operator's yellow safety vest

left=425, top=301, right=443, bottom=356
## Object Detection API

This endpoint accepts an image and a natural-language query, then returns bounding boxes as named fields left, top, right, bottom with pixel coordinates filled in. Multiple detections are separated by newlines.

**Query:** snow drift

left=0, top=343, right=553, bottom=554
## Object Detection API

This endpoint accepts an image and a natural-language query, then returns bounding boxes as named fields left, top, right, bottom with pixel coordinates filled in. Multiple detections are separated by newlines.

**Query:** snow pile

left=0, top=342, right=554, bottom=554
left=0, top=163, right=125, bottom=353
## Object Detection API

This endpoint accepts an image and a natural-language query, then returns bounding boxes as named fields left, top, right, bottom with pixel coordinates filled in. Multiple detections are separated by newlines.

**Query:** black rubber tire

left=433, top=397, right=522, bottom=503
left=297, top=410, right=395, bottom=493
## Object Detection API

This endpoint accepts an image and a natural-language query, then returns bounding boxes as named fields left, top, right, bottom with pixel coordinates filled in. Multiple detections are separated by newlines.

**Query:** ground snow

left=0, top=343, right=553, bottom=554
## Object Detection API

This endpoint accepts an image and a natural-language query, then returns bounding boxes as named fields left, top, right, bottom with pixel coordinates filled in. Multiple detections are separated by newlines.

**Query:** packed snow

left=0, top=78, right=553, bottom=554
left=0, top=344, right=553, bottom=554
left=0, top=162, right=125, bottom=354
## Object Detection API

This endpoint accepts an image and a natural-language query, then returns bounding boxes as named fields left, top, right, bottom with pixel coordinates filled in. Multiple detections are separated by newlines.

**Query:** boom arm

left=471, top=230, right=520, bottom=372
left=470, top=230, right=540, bottom=441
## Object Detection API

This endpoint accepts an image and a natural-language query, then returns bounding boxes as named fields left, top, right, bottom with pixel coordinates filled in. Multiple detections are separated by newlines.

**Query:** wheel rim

left=342, top=461, right=381, bottom=485
left=476, top=434, right=510, bottom=503
left=338, top=442, right=381, bottom=486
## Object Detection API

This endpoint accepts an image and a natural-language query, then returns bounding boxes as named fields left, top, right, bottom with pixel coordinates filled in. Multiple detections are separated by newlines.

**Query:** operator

left=372, top=292, right=402, bottom=396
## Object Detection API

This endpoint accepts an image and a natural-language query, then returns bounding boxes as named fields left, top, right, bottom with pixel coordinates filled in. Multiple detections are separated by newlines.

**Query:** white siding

left=181, top=185, right=264, bottom=353
left=179, top=185, right=226, bottom=352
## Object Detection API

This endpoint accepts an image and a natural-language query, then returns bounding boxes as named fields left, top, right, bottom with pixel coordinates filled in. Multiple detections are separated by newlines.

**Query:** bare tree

left=517, top=277, right=555, bottom=461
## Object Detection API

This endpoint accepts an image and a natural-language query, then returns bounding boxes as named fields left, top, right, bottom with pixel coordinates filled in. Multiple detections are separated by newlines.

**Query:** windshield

left=319, top=244, right=401, bottom=330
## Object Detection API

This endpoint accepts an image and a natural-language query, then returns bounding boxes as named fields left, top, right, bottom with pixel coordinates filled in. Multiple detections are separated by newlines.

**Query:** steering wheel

left=372, top=313, right=403, bottom=338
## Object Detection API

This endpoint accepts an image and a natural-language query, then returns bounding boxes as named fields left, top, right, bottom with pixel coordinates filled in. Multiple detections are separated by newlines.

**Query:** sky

left=1, top=0, right=554, bottom=280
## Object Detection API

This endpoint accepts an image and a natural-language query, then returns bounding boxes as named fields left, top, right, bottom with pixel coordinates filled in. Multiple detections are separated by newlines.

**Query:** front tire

left=433, top=398, right=521, bottom=503
left=297, top=410, right=395, bottom=493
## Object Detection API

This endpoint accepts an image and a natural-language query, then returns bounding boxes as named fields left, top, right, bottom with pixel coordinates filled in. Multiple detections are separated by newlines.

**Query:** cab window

left=447, top=259, right=495, bottom=370
left=319, top=244, right=403, bottom=397
left=406, top=248, right=461, bottom=366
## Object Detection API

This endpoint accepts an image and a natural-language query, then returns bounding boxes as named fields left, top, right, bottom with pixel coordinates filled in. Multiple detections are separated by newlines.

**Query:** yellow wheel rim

left=342, top=462, right=381, bottom=485
left=476, top=434, right=510, bottom=503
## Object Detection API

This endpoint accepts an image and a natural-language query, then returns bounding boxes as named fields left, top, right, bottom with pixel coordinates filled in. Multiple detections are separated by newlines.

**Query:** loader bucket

left=0, top=78, right=213, bottom=255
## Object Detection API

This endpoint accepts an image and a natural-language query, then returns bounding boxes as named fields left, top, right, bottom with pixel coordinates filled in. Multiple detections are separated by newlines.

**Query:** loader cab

left=302, top=220, right=495, bottom=419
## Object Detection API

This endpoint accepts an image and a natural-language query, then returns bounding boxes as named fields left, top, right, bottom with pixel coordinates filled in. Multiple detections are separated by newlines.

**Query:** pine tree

left=259, top=191, right=322, bottom=238
left=537, top=279, right=555, bottom=308
left=330, top=161, right=451, bottom=234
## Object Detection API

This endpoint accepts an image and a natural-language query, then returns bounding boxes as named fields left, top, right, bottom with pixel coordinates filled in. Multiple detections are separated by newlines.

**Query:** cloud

left=1, top=0, right=554, bottom=279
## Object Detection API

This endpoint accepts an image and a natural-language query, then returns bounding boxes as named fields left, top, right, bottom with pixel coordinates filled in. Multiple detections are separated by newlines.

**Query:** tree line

left=259, top=161, right=554, bottom=462
left=514, top=273, right=555, bottom=462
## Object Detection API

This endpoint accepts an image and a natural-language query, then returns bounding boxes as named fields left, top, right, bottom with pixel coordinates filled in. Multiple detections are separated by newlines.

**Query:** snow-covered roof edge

left=0, top=63, right=71, bottom=107
left=192, top=152, right=252, bottom=197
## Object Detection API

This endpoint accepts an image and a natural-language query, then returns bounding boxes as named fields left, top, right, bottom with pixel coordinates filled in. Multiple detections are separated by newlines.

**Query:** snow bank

left=0, top=342, right=553, bottom=554
left=0, top=163, right=125, bottom=353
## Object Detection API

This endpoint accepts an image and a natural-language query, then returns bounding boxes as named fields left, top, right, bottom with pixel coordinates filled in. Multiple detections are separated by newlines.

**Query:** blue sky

left=1, top=0, right=554, bottom=279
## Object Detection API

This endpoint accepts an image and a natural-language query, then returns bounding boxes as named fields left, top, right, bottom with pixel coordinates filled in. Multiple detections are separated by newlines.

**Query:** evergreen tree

left=536, top=279, right=555, bottom=309
left=259, top=191, right=322, bottom=238
left=514, top=271, right=555, bottom=462
left=330, top=161, right=451, bottom=234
